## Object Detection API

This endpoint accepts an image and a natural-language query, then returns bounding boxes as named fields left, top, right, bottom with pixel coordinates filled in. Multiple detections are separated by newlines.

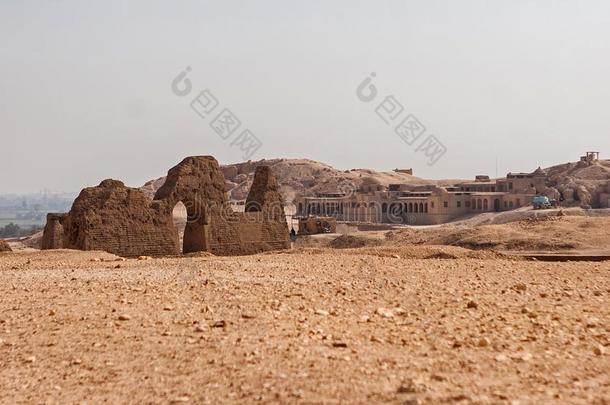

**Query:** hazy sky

left=2, top=0, right=609, bottom=193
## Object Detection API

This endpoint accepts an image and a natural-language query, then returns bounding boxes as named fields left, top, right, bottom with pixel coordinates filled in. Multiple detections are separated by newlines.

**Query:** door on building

left=494, top=199, right=500, bottom=212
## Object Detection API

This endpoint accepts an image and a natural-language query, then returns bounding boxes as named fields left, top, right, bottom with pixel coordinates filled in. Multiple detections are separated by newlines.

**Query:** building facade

left=294, top=169, right=548, bottom=225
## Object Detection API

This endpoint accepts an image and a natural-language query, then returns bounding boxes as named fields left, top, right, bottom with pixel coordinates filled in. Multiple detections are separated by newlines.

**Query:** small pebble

left=478, top=337, right=490, bottom=347
left=593, top=345, right=605, bottom=356
left=212, top=320, right=226, bottom=328
left=514, top=283, right=527, bottom=292
left=375, top=308, right=394, bottom=318
left=495, top=354, right=508, bottom=362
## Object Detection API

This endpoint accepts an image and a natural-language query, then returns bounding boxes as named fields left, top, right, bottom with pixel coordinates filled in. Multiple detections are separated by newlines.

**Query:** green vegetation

left=0, top=223, right=42, bottom=238
left=0, top=218, right=45, bottom=228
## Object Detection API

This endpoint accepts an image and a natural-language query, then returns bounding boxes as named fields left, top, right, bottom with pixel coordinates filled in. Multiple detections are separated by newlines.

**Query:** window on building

left=431, top=202, right=435, bottom=209
left=509, top=182, right=513, bottom=190
left=443, top=201, right=448, bottom=208
left=457, top=201, right=462, bottom=208
left=465, top=201, right=470, bottom=207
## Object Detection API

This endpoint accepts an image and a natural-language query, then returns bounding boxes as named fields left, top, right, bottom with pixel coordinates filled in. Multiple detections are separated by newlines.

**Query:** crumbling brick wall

left=41, top=156, right=290, bottom=257
left=42, top=180, right=177, bottom=257
left=153, top=158, right=290, bottom=255
left=0, top=239, right=11, bottom=252
left=41, top=213, right=68, bottom=250
left=206, top=211, right=290, bottom=255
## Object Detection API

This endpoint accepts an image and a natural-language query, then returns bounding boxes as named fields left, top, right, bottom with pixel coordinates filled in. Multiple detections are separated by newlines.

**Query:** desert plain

left=1, top=215, right=609, bottom=404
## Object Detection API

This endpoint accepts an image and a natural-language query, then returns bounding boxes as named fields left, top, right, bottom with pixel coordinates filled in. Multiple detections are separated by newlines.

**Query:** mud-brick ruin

left=0, top=239, right=11, bottom=252
left=41, top=156, right=290, bottom=257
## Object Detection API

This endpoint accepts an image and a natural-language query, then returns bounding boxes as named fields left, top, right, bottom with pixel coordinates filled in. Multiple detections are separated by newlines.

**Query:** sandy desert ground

left=1, top=243, right=609, bottom=404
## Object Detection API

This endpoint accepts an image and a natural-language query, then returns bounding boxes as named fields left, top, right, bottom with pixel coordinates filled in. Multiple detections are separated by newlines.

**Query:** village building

left=294, top=168, right=549, bottom=225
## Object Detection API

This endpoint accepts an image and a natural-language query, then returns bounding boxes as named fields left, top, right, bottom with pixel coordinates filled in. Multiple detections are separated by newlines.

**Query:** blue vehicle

left=532, top=195, right=552, bottom=210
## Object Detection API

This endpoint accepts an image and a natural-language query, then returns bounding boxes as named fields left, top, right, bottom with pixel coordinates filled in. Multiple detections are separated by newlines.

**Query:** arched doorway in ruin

left=172, top=202, right=187, bottom=253
left=150, top=156, right=245, bottom=255
left=172, top=199, right=210, bottom=254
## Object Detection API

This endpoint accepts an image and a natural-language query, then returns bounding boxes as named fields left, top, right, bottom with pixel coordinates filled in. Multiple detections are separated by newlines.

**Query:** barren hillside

left=141, top=158, right=453, bottom=206
left=388, top=214, right=610, bottom=253
left=141, top=157, right=610, bottom=209
left=543, top=159, right=610, bottom=206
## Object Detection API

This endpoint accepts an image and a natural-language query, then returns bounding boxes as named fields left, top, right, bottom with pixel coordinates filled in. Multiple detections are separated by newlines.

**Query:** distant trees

left=0, top=223, right=41, bottom=238
left=0, top=223, right=20, bottom=237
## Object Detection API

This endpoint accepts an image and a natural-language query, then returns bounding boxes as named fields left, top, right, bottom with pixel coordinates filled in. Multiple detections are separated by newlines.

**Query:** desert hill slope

left=141, top=158, right=454, bottom=206
left=542, top=158, right=610, bottom=206
left=141, top=157, right=610, bottom=209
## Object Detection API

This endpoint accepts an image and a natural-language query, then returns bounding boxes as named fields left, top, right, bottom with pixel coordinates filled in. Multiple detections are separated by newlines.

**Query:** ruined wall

left=154, top=156, right=235, bottom=255
left=41, top=213, right=68, bottom=250
left=207, top=211, right=290, bottom=255
left=42, top=156, right=290, bottom=257
left=208, top=165, right=290, bottom=255
left=246, top=166, right=284, bottom=214
left=0, top=239, right=11, bottom=252
left=58, top=180, right=177, bottom=257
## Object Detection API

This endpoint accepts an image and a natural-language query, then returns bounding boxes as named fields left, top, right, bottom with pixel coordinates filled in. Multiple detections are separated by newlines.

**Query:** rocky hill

left=542, top=159, right=610, bottom=207
left=141, top=158, right=452, bottom=208
left=141, top=157, right=610, bottom=209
